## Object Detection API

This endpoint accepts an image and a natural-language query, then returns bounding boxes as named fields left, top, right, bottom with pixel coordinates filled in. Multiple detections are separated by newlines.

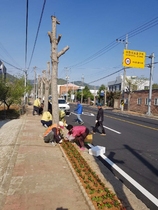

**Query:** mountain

left=28, top=78, right=99, bottom=89
left=72, top=81, right=99, bottom=90
left=57, top=79, right=99, bottom=90
left=4, top=73, right=99, bottom=90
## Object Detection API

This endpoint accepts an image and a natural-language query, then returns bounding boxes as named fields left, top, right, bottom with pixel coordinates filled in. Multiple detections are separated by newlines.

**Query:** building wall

left=124, top=89, right=158, bottom=115
left=59, top=85, right=79, bottom=96
left=108, top=75, right=149, bottom=92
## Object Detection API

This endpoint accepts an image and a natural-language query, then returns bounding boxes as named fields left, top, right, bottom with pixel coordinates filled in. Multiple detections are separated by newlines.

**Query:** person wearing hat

left=66, top=124, right=89, bottom=151
left=91, top=103, right=106, bottom=136
left=43, top=121, right=65, bottom=145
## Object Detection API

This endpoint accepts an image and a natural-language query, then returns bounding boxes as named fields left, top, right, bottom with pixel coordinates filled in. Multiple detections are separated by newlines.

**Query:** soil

left=62, top=141, right=125, bottom=210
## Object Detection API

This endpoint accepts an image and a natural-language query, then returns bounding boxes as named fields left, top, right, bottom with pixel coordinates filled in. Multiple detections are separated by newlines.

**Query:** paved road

left=68, top=104, right=158, bottom=209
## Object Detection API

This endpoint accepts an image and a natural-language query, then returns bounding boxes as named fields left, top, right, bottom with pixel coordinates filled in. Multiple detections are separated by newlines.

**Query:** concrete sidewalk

left=0, top=105, right=91, bottom=210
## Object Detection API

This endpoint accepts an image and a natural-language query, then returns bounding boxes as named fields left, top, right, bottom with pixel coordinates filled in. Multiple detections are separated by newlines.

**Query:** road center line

left=105, top=114, right=158, bottom=131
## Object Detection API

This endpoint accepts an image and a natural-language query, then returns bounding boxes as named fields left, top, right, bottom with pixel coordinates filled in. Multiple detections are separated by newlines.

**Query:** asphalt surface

left=0, top=104, right=150, bottom=210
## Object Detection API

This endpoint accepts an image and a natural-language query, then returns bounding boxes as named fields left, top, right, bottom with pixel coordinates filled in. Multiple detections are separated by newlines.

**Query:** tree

left=0, top=78, right=9, bottom=105
left=97, top=84, right=106, bottom=105
left=0, top=77, right=28, bottom=110
left=152, top=83, right=158, bottom=89
left=82, top=86, right=93, bottom=102
left=75, top=86, right=93, bottom=103
left=106, top=91, right=121, bottom=107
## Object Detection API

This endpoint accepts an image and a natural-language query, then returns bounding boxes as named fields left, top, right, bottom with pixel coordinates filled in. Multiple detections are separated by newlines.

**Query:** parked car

left=58, top=98, right=70, bottom=115
left=48, top=96, right=70, bottom=115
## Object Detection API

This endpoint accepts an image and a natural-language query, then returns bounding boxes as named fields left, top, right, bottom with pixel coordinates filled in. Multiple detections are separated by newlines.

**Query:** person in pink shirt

left=66, top=124, right=89, bottom=150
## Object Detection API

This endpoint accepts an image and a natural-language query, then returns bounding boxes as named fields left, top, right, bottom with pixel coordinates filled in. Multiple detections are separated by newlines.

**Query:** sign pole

left=146, top=53, right=154, bottom=116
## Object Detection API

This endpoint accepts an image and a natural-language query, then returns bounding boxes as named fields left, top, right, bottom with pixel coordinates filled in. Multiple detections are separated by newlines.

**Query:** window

left=154, top=98, right=158, bottom=105
left=137, top=98, right=142, bottom=105
left=124, top=98, right=128, bottom=104
left=144, top=86, right=149, bottom=90
left=145, top=98, right=148, bottom=105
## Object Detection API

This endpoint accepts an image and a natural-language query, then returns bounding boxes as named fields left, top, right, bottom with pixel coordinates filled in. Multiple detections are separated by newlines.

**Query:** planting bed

left=61, top=141, right=125, bottom=210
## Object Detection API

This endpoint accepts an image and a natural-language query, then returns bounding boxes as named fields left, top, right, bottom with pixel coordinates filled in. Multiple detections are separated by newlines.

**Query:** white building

left=108, top=75, right=149, bottom=92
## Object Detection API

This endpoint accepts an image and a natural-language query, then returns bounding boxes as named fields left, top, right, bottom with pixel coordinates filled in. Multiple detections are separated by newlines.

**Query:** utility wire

left=0, top=58, right=23, bottom=71
left=68, top=16, right=158, bottom=69
left=128, top=17, right=158, bottom=39
left=88, top=60, right=158, bottom=85
left=0, top=42, right=22, bottom=69
left=69, top=42, right=120, bottom=68
left=25, top=0, right=29, bottom=70
left=88, top=67, right=125, bottom=84
left=27, top=0, right=47, bottom=70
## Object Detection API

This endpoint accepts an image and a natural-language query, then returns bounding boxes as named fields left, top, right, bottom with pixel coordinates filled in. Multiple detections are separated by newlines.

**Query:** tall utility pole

left=81, top=74, right=84, bottom=103
left=66, top=75, right=69, bottom=102
left=147, top=53, right=154, bottom=116
left=38, top=75, right=41, bottom=98
left=104, top=89, right=107, bottom=106
left=33, top=66, right=37, bottom=100
left=94, top=86, right=96, bottom=105
left=116, top=34, right=128, bottom=111
left=48, top=16, right=69, bottom=123
left=65, top=67, right=70, bottom=102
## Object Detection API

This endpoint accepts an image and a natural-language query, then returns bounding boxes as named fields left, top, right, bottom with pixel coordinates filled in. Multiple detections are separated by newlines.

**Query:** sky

left=0, top=0, right=158, bottom=86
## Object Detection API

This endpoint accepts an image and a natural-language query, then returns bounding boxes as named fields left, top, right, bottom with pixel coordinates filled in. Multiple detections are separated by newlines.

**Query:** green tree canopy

left=97, top=84, right=106, bottom=96
left=83, top=85, right=93, bottom=100
left=152, top=83, right=158, bottom=89
left=0, top=76, right=31, bottom=109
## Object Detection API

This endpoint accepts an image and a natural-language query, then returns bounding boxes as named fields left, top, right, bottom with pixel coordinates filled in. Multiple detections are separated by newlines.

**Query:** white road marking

left=82, top=112, right=95, bottom=116
left=71, top=112, right=121, bottom=134
left=71, top=112, right=94, bottom=116
left=103, top=126, right=121, bottom=134
left=87, top=143, right=158, bottom=207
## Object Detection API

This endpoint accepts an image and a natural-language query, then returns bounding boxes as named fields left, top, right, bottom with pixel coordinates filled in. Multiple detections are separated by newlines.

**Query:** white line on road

left=82, top=112, right=95, bottom=116
left=71, top=112, right=121, bottom=134
left=103, top=126, right=121, bottom=134
left=87, top=143, right=158, bottom=207
left=71, top=112, right=95, bottom=116
left=101, top=154, right=158, bottom=207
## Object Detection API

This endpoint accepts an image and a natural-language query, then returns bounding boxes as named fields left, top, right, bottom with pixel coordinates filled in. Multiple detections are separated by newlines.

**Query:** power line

left=88, top=67, right=126, bottom=84
left=87, top=60, right=158, bottom=85
left=25, top=0, right=29, bottom=70
left=27, top=0, right=47, bottom=70
left=128, top=17, right=158, bottom=39
left=68, top=16, right=158, bottom=69
left=0, top=58, right=23, bottom=71
left=69, top=42, right=120, bottom=68
left=0, top=42, right=22, bottom=69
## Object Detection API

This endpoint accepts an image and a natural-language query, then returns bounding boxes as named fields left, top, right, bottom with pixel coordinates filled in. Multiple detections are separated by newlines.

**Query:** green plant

left=61, top=141, right=124, bottom=210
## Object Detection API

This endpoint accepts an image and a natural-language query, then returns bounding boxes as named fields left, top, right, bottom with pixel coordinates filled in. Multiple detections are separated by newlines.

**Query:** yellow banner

left=123, top=49, right=146, bottom=68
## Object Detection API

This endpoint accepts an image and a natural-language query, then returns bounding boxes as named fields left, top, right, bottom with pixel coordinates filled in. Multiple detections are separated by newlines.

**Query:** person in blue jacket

left=74, top=101, right=84, bottom=125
